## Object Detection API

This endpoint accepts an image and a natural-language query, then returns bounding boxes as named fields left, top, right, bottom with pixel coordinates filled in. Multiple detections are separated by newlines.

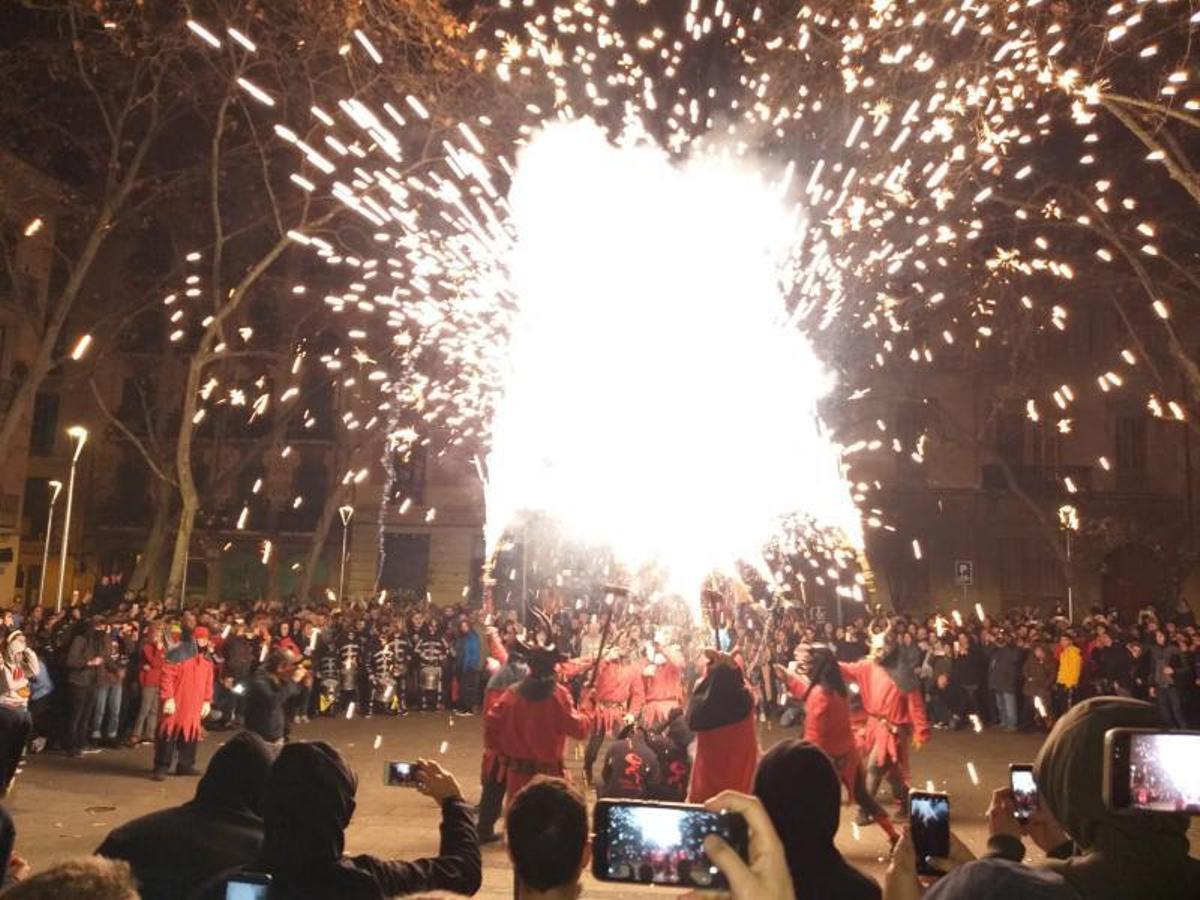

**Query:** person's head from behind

left=506, top=777, right=589, bottom=898
left=752, top=740, right=842, bottom=881
left=1035, top=697, right=1192, bottom=867
left=3, top=857, right=138, bottom=900
left=263, top=648, right=297, bottom=680
left=195, top=730, right=277, bottom=816
left=260, top=741, right=357, bottom=871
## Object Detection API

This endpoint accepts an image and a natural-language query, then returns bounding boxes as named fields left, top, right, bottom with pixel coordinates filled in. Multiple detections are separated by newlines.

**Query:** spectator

left=243, top=649, right=306, bottom=747
left=64, top=616, right=108, bottom=758
left=505, top=777, right=590, bottom=900
left=0, top=631, right=39, bottom=795
left=130, top=622, right=165, bottom=746
left=453, top=618, right=482, bottom=715
left=987, top=630, right=1023, bottom=731
left=753, top=740, right=881, bottom=900
left=254, top=742, right=480, bottom=898
left=1021, top=643, right=1055, bottom=730
left=1148, top=631, right=1187, bottom=728
left=1053, top=634, right=1082, bottom=717
left=97, top=730, right=276, bottom=900
left=1, top=857, right=139, bottom=900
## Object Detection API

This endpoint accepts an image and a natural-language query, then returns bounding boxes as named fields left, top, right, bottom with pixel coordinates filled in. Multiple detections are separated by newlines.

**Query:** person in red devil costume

left=838, top=627, right=929, bottom=824
left=776, top=644, right=898, bottom=843
left=476, top=625, right=529, bottom=843
left=483, top=615, right=591, bottom=815
left=152, top=626, right=215, bottom=781
left=686, top=650, right=758, bottom=802
left=640, top=634, right=685, bottom=729
left=580, top=641, right=644, bottom=785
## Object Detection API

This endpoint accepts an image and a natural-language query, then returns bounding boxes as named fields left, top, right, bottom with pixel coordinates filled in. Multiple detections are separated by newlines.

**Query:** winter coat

left=987, top=644, right=1024, bottom=693
left=97, top=731, right=275, bottom=900
left=1022, top=652, right=1056, bottom=700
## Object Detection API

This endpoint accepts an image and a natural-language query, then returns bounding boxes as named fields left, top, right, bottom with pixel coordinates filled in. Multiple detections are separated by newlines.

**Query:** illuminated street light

left=1058, top=504, right=1079, bottom=623
left=56, top=427, right=88, bottom=612
left=338, top=504, right=355, bottom=603
left=38, top=480, right=63, bottom=606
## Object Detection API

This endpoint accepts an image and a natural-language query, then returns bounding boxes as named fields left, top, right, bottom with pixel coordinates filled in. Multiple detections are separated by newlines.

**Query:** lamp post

left=38, top=480, right=63, bottom=607
left=337, top=504, right=354, bottom=602
left=1058, top=504, right=1080, bottom=623
left=55, top=426, right=88, bottom=613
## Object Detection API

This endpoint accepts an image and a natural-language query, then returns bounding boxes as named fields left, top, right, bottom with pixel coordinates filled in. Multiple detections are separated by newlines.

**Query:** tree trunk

left=295, top=480, right=350, bottom=606
left=129, top=478, right=175, bottom=596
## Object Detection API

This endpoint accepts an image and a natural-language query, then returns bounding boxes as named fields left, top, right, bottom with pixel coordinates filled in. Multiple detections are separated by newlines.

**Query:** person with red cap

left=153, top=626, right=215, bottom=781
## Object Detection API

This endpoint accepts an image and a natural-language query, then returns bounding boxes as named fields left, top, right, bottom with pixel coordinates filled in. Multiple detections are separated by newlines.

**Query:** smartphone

left=1009, top=764, right=1038, bottom=822
left=1104, top=728, right=1200, bottom=814
left=592, top=799, right=749, bottom=889
left=909, top=791, right=950, bottom=877
left=384, top=760, right=421, bottom=787
left=225, top=872, right=271, bottom=900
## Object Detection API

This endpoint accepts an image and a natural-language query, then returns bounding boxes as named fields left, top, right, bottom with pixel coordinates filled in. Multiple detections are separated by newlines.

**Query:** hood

left=193, top=730, right=277, bottom=817
left=798, top=645, right=846, bottom=698
left=260, top=741, right=357, bottom=871
left=515, top=673, right=557, bottom=703
left=878, top=645, right=919, bottom=693
left=753, top=740, right=848, bottom=890
left=754, top=740, right=841, bottom=847
left=1034, top=696, right=1200, bottom=900
left=687, top=662, right=752, bottom=732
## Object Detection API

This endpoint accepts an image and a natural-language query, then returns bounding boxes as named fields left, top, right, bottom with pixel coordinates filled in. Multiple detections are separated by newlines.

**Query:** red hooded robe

left=158, top=646, right=214, bottom=742
left=686, top=663, right=758, bottom=803
left=838, top=658, right=929, bottom=779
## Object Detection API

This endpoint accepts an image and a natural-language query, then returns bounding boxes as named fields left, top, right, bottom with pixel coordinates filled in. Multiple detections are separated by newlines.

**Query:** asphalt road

left=4, top=713, right=1190, bottom=898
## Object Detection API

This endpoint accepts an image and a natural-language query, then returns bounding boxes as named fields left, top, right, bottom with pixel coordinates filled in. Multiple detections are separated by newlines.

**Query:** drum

left=419, top=665, right=441, bottom=692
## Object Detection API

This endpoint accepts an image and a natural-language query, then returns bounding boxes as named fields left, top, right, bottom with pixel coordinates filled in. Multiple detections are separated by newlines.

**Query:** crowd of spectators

left=0, top=580, right=1197, bottom=897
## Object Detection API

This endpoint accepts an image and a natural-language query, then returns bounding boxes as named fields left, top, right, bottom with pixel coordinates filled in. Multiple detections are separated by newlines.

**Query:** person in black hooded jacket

left=252, top=741, right=481, bottom=899
left=754, top=739, right=881, bottom=900
left=96, top=730, right=276, bottom=900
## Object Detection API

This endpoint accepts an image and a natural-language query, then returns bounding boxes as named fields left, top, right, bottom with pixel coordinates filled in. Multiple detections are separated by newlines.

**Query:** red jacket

left=484, top=677, right=591, bottom=802
left=138, top=642, right=165, bottom=689
left=158, top=650, right=214, bottom=742
left=785, top=674, right=860, bottom=788
left=839, top=659, right=929, bottom=772
left=687, top=713, right=757, bottom=803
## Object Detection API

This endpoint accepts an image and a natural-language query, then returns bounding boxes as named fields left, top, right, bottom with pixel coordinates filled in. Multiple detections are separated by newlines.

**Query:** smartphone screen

left=225, top=876, right=270, bottom=900
left=1010, top=765, right=1038, bottom=821
left=1108, top=730, right=1200, bottom=813
left=593, top=800, right=748, bottom=889
left=384, top=761, right=419, bottom=787
left=909, top=792, right=950, bottom=876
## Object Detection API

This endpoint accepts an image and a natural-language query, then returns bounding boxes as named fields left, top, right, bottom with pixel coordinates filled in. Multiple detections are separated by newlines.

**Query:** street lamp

left=1058, top=504, right=1080, bottom=623
left=37, top=480, right=63, bottom=607
left=55, top=426, right=88, bottom=613
left=337, top=504, right=354, bottom=603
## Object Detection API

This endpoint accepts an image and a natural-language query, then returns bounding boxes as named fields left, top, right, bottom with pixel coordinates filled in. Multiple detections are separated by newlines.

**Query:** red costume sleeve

left=838, top=660, right=870, bottom=683
left=159, top=660, right=179, bottom=703
left=487, top=631, right=508, bottom=666
left=784, top=672, right=810, bottom=698
left=555, top=686, right=592, bottom=740
left=203, top=657, right=214, bottom=704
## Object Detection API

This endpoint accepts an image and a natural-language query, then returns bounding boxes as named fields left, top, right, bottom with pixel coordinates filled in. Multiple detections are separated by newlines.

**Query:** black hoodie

left=96, top=730, right=276, bottom=900
left=256, top=741, right=481, bottom=900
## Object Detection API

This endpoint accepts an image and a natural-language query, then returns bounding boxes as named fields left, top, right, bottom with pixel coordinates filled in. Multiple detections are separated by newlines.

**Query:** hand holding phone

left=384, top=761, right=420, bottom=788
left=692, top=791, right=796, bottom=900
left=1104, top=728, right=1200, bottom=814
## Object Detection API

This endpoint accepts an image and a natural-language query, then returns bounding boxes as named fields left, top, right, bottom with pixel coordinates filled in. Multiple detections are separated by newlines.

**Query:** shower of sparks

left=164, top=0, right=1200, bottom=604
left=482, top=119, right=862, bottom=599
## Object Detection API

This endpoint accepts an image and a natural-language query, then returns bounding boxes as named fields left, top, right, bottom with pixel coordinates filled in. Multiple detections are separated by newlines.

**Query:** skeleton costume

left=416, top=625, right=448, bottom=711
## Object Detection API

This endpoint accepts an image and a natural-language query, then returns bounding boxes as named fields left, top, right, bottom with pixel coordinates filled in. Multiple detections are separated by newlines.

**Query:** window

left=29, top=392, right=59, bottom=456
left=379, top=532, right=431, bottom=598
left=994, top=413, right=1025, bottom=467
left=391, top=444, right=427, bottom=505
left=1115, top=416, right=1147, bottom=473
left=21, top=477, right=52, bottom=538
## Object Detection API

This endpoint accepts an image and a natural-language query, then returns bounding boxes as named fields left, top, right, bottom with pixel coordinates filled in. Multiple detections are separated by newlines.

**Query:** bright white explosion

left=482, top=120, right=863, bottom=598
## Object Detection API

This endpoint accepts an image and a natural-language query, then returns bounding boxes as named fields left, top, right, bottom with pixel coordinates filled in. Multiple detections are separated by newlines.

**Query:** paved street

left=5, top=713, right=1196, bottom=898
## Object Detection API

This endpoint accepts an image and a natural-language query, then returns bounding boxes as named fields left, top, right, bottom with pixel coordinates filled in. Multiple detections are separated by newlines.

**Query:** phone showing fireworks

left=1105, top=729, right=1200, bottom=814
left=909, top=791, right=950, bottom=877
left=1009, top=764, right=1037, bottom=822
left=592, top=799, right=748, bottom=889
